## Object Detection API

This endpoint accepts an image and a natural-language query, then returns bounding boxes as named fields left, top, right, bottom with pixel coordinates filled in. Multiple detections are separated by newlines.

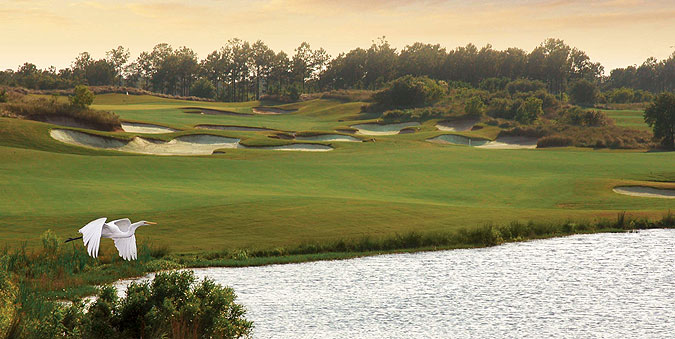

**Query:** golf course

left=1, top=93, right=673, bottom=255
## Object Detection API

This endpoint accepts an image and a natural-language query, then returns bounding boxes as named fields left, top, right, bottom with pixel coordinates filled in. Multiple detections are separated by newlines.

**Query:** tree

left=106, top=46, right=130, bottom=86
left=515, top=96, right=543, bottom=124
left=70, top=85, right=95, bottom=108
left=373, top=75, right=446, bottom=109
left=568, top=79, right=598, bottom=106
left=464, top=96, right=485, bottom=116
left=190, top=78, right=216, bottom=99
left=644, top=92, right=675, bottom=148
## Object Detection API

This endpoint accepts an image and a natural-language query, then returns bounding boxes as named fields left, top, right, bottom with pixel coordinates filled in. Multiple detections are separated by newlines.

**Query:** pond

left=111, top=229, right=675, bottom=338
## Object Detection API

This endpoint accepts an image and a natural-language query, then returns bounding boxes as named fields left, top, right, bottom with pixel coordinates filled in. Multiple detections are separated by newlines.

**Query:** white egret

left=65, top=217, right=156, bottom=260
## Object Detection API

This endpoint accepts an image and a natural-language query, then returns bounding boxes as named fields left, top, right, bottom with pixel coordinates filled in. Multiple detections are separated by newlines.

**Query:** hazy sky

left=2, top=0, right=674, bottom=72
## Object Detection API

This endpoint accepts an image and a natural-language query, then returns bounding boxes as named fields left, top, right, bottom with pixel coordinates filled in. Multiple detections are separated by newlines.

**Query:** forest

left=1, top=38, right=673, bottom=102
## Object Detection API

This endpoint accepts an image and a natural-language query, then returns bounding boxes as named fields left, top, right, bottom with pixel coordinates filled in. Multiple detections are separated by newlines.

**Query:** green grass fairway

left=599, top=108, right=651, bottom=131
left=1, top=94, right=673, bottom=253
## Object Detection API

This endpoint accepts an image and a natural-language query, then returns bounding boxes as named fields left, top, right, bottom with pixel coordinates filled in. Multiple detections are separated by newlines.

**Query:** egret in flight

left=65, top=217, right=156, bottom=260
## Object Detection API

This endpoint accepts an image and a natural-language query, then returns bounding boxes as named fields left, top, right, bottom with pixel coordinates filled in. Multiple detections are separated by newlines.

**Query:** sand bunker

left=248, top=144, right=333, bottom=152
left=195, top=124, right=275, bottom=132
left=436, top=118, right=479, bottom=132
left=476, top=136, right=538, bottom=149
left=613, top=186, right=675, bottom=199
left=182, top=107, right=251, bottom=116
left=121, top=122, right=177, bottom=134
left=351, top=122, right=420, bottom=135
left=295, top=134, right=360, bottom=142
left=252, top=107, right=296, bottom=115
left=429, top=135, right=537, bottom=149
left=50, top=129, right=240, bottom=155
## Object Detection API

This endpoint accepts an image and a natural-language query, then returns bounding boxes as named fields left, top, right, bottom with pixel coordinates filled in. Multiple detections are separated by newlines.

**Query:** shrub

left=2, top=96, right=121, bottom=131
left=372, top=75, right=447, bottom=110
left=505, top=79, right=546, bottom=95
left=561, top=107, right=612, bottom=127
left=515, top=97, right=543, bottom=124
left=478, top=77, right=510, bottom=92
left=190, top=78, right=216, bottom=99
left=644, top=92, right=675, bottom=148
left=69, top=85, right=95, bottom=108
left=464, top=96, right=485, bottom=117
left=568, top=79, right=598, bottom=106
left=537, top=135, right=573, bottom=148
left=486, top=98, right=513, bottom=119
left=0, top=89, right=7, bottom=103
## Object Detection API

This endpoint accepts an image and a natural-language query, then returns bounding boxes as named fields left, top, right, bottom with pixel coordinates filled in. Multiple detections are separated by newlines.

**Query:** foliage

left=560, top=107, right=612, bottom=127
left=515, top=97, right=543, bottom=124
left=537, top=135, right=574, bottom=148
left=190, top=78, right=216, bottom=99
left=69, top=85, right=95, bottom=108
left=602, top=87, right=654, bottom=104
left=0, top=90, right=7, bottom=103
left=506, top=79, right=546, bottom=95
left=568, top=79, right=598, bottom=106
left=464, top=96, right=485, bottom=117
left=644, top=92, right=675, bottom=148
left=372, top=75, right=447, bottom=110
left=1, top=95, right=120, bottom=131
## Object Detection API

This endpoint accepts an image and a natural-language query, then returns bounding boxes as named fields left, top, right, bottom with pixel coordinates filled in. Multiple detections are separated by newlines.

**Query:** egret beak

left=146, top=221, right=157, bottom=225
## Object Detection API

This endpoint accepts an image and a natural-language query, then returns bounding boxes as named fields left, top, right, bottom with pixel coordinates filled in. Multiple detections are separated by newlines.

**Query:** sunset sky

left=2, top=0, right=674, bottom=72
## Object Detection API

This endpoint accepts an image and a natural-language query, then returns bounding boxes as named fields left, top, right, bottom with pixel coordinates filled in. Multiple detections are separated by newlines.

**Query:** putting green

left=0, top=94, right=673, bottom=253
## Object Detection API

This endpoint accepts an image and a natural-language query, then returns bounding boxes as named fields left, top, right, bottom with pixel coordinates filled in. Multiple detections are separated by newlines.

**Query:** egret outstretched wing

left=78, top=217, right=106, bottom=258
left=110, top=218, right=131, bottom=232
left=113, top=235, right=137, bottom=260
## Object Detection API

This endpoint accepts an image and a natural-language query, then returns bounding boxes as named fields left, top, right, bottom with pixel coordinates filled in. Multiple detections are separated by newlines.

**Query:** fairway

left=1, top=94, right=673, bottom=253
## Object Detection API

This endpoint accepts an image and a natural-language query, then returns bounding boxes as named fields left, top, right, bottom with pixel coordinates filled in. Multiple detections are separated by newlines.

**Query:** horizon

left=2, top=0, right=674, bottom=72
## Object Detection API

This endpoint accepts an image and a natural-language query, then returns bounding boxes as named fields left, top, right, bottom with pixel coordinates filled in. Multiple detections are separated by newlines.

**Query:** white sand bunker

left=428, top=134, right=490, bottom=146
left=252, top=107, right=296, bottom=115
left=351, top=122, right=420, bottom=135
left=183, top=107, right=249, bottom=116
left=613, top=186, right=675, bottom=199
left=50, top=129, right=240, bottom=155
left=121, top=122, right=177, bottom=134
left=196, top=124, right=275, bottom=132
left=295, top=134, right=360, bottom=142
left=476, top=136, right=538, bottom=149
left=436, top=118, right=479, bottom=132
left=248, top=144, right=333, bottom=152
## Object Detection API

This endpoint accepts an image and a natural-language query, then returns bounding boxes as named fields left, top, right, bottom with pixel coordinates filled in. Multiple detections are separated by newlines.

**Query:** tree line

left=1, top=38, right=673, bottom=101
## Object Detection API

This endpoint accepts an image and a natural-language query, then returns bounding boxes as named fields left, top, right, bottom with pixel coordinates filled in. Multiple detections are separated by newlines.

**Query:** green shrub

left=537, top=135, right=573, bottom=148
left=560, top=107, right=612, bottom=126
left=644, top=92, right=675, bottom=148
left=486, top=98, right=513, bottom=119
left=464, top=96, right=485, bottom=117
left=568, top=79, right=598, bottom=106
left=0, top=89, right=7, bottom=103
left=505, top=79, right=546, bottom=95
left=69, top=85, right=95, bottom=108
left=190, top=78, right=216, bottom=99
left=2, top=96, right=120, bottom=131
left=515, top=97, right=543, bottom=124
left=373, top=75, right=447, bottom=110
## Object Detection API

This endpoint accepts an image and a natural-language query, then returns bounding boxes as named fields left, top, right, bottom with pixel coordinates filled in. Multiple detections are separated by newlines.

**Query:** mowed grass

left=1, top=94, right=673, bottom=254
left=599, top=108, right=650, bottom=131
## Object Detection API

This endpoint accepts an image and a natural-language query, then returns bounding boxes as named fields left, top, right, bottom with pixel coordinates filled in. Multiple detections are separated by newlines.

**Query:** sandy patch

left=435, top=118, right=479, bottom=132
left=476, top=136, right=538, bottom=149
left=121, top=122, right=177, bottom=134
left=613, top=186, right=675, bottom=199
left=196, top=124, right=275, bottom=132
left=428, top=134, right=490, bottom=146
left=351, top=122, right=420, bottom=135
left=252, top=107, right=296, bottom=115
left=295, top=134, right=360, bottom=142
left=50, top=129, right=239, bottom=155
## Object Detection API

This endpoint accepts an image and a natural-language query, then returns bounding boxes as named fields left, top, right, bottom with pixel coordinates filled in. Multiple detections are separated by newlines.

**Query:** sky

left=1, top=0, right=674, bottom=72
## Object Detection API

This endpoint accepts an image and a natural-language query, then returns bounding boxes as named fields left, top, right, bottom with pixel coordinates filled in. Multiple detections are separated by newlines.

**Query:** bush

left=478, top=77, right=510, bottom=92
left=0, top=89, right=7, bottom=103
left=372, top=75, right=447, bottom=110
left=190, top=78, right=216, bottom=99
left=644, top=92, right=675, bottom=148
left=69, top=85, right=95, bottom=108
left=568, top=79, right=598, bottom=106
left=505, top=79, right=546, bottom=95
left=464, top=96, right=485, bottom=117
left=515, top=97, right=543, bottom=124
left=560, top=107, right=612, bottom=126
left=486, top=98, right=513, bottom=119
left=537, top=135, right=573, bottom=148
left=2, top=97, right=121, bottom=131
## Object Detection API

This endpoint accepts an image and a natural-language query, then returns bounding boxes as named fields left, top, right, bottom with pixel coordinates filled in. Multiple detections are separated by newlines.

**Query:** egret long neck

left=129, top=221, right=145, bottom=233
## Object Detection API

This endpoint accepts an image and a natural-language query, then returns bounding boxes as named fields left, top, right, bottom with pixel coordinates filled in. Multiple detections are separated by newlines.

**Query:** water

left=113, top=230, right=675, bottom=338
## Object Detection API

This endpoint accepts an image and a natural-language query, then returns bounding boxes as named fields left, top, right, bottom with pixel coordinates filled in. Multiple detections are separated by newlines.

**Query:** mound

left=295, top=134, right=360, bottom=142
left=121, top=122, right=177, bottom=134
left=252, top=107, right=296, bottom=115
left=613, top=186, right=675, bottom=199
left=196, top=125, right=275, bottom=132
left=351, top=122, right=420, bottom=135
left=50, top=129, right=240, bottom=155
left=35, top=115, right=106, bottom=131
left=435, top=118, right=479, bottom=132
